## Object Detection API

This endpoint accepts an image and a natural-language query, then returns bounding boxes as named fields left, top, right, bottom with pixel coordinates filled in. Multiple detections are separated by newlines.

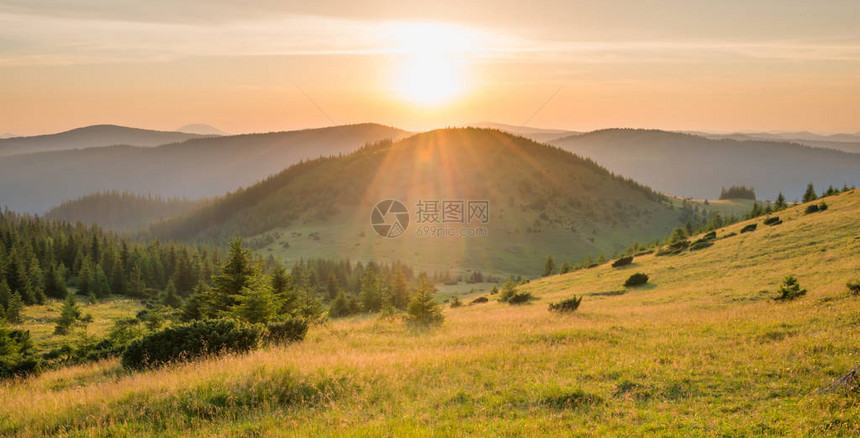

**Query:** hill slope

left=551, top=129, right=860, bottom=200
left=0, top=124, right=409, bottom=213
left=0, top=124, right=207, bottom=157
left=3, top=192, right=857, bottom=436
left=151, top=128, right=694, bottom=275
left=44, top=192, right=203, bottom=231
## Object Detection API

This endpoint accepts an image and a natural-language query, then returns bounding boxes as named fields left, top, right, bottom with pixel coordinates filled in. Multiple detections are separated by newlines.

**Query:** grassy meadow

left=1, top=190, right=859, bottom=436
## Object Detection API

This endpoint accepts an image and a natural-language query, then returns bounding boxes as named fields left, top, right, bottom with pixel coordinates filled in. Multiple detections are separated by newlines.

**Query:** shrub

left=450, top=296, right=462, bottom=308
left=612, top=256, right=633, bottom=268
left=847, top=281, right=860, bottom=296
left=0, top=328, right=42, bottom=379
left=507, top=291, right=534, bottom=305
left=702, top=231, right=717, bottom=240
left=763, top=216, right=782, bottom=226
left=740, top=224, right=757, bottom=233
left=266, top=317, right=309, bottom=344
left=121, top=318, right=266, bottom=370
left=470, top=296, right=489, bottom=305
left=634, top=249, right=655, bottom=256
left=773, top=276, right=806, bottom=301
left=689, top=240, right=714, bottom=251
left=805, top=204, right=819, bottom=214
left=818, top=202, right=828, bottom=211
left=722, top=232, right=738, bottom=239
left=548, top=296, right=583, bottom=314
left=624, top=273, right=649, bottom=288
left=499, top=280, right=518, bottom=302
left=656, top=240, right=688, bottom=256
left=407, top=276, right=444, bottom=326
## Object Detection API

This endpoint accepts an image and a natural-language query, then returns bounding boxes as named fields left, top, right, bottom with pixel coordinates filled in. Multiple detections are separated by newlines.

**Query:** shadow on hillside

left=589, top=290, right=627, bottom=297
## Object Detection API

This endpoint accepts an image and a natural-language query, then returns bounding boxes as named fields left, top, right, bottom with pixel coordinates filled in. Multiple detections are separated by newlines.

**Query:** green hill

left=3, top=188, right=857, bottom=436
left=44, top=191, right=203, bottom=231
left=151, top=128, right=696, bottom=276
left=0, top=123, right=409, bottom=213
left=551, top=129, right=860, bottom=201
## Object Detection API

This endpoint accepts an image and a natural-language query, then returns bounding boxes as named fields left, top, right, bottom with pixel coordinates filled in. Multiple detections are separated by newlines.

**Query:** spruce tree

left=161, top=280, right=182, bottom=308
left=55, top=291, right=81, bottom=334
left=236, top=279, right=276, bottom=324
left=329, top=291, right=352, bottom=318
left=803, top=183, right=817, bottom=203
left=543, top=255, right=556, bottom=277
left=0, top=280, right=10, bottom=313
left=775, top=192, right=787, bottom=210
left=6, top=292, right=24, bottom=324
left=407, top=273, right=443, bottom=326
left=90, top=265, right=111, bottom=299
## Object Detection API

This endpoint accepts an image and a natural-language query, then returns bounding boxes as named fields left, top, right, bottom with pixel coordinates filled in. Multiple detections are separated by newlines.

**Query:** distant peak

left=176, top=124, right=228, bottom=136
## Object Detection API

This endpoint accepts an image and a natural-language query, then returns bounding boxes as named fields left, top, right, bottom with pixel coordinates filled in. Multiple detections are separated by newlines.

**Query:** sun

left=388, top=23, right=471, bottom=106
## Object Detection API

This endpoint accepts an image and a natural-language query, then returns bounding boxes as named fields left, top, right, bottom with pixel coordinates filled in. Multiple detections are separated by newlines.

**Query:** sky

left=1, top=0, right=859, bottom=136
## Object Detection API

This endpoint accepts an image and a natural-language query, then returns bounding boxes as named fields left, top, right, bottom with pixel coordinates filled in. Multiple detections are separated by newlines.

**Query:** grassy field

left=1, top=190, right=858, bottom=436
left=15, top=297, right=144, bottom=354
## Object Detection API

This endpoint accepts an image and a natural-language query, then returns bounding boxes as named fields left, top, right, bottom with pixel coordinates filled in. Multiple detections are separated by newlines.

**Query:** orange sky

left=1, top=0, right=859, bottom=136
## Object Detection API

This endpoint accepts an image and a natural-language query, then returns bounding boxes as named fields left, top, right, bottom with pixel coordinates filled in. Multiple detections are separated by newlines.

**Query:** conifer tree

left=6, top=292, right=24, bottom=324
left=543, top=254, right=556, bottom=277
left=775, top=192, right=787, bottom=210
left=407, top=273, right=443, bottom=326
left=90, top=264, right=111, bottom=299
left=55, top=291, right=81, bottom=335
left=803, top=183, right=817, bottom=203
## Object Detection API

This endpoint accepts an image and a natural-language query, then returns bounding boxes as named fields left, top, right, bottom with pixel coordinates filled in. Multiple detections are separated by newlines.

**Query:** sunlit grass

left=1, top=191, right=858, bottom=436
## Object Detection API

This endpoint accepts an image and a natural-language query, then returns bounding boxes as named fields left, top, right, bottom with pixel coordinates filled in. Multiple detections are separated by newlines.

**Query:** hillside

left=44, top=192, right=203, bottom=231
left=551, top=129, right=860, bottom=201
left=468, top=122, right=577, bottom=143
left=151, top=128, right=695, bottom=275
left=688, top=131, right=860, bottom=154
left=0, top=124, right=410, bottom=213
left=3, top=191, right=857, bottom=435
left=0, top=125, right=207, bottom=157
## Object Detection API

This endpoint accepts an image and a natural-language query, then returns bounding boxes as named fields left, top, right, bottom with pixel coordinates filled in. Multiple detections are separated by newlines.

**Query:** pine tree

left=391, top=269, right=410, bottom=309
left=329, top=291, right=352, bottom=318
left=407, top=273, right=443, bottom=326
left=803, top=183, right=817, bottom=203
left=543, top=254, right=556, bottom=277
left=90, top=264, right=111, bottom=299
left=127, top=264, right=146, bottom=298
left=161, top=280, right=182, bottom=308
left=235, top=279, right=276, bottom=324
left=208, top=239, right=257, bottom=313
left=6, top=292, right=24, bottom=324
left=359, top=268, right=382, bottom=312
left=77, top=260, right=92, bottom=297
left=669, top=226, right=688, bottom=243
left=0, top=280, right=10, bottom=313
left=775, top=192, right=787, bottom=210
left=27, top=257, right=46, bottom=305
left=559, top=261, right=574, bottom=274
left=55, top=291, right=81, bottom=334
left=45, top=263, right=68, bottom=299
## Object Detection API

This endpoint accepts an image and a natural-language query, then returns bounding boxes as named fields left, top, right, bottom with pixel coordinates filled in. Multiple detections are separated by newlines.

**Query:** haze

left=2, top=0, right=859, bottom=135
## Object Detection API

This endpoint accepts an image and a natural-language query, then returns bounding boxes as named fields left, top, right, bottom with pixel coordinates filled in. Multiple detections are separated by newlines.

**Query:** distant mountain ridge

left=176, top=124, right=228, bottom=136
left=0, top=124, right=207, bottom=157
left=0, top=123, right=410, bottom=213
left=551, top=129, right=860, bottom=201
left=149, top=128, right=693, bottom=275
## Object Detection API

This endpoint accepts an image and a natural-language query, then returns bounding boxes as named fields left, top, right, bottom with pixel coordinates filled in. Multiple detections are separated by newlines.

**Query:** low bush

left=722, top=232, right=738, bottom=239
left=470, top=296, right=489, bottom=305
left=121, top=318, right=266, bottom=370
left=847, top=281, right=860, bottom=296
left=740, top=224, right=757, bottom=233
left=689, top=240, right=714, bottom=251
left=805, top=204, right=819, bottom=214
left=763, top=216, right=782, bottom=226
left=612, top=256, right=634, bottom=268
left=773, top=276, right=807, bottom=301
left=507, top=292, right=534, bottom=305
left=702, top=231, right=717, bottom=240
left=656, top=240, right=688, bottom=256
left=450, top=296, right=462, bottom=308
left=0, top=328, right=41, bottom=379
left=818, top=202, right=828, bottom=211
left=624, top=273, right=649, bottom=288
left=548, top=296, right=583, bottom=314
left=634, top=249, right=655, bottom=256
left=266, top=317, right=309, bottom=344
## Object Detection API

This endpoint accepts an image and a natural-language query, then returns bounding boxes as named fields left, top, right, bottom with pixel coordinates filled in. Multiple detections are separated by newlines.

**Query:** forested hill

left=44, top=192, right=203, bottom=232
left=150, top=128, right=700, bottom=275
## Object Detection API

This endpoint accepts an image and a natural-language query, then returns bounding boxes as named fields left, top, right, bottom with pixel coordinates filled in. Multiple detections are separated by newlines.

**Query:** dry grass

left=1, top=191, right=859, bottom=436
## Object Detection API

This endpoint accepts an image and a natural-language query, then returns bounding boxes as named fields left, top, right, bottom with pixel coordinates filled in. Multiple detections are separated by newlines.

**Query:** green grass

left=1, top=190, right=858, bottom=436
left=13, top=297, right=144, bottom=354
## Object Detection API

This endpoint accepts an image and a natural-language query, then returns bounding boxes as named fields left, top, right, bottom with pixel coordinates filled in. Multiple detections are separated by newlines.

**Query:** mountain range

left=551, top=129, right=860, bottom=200
left=0, top=123, right=409, bottom=213
left=0, top=125, right=209, bottom=157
